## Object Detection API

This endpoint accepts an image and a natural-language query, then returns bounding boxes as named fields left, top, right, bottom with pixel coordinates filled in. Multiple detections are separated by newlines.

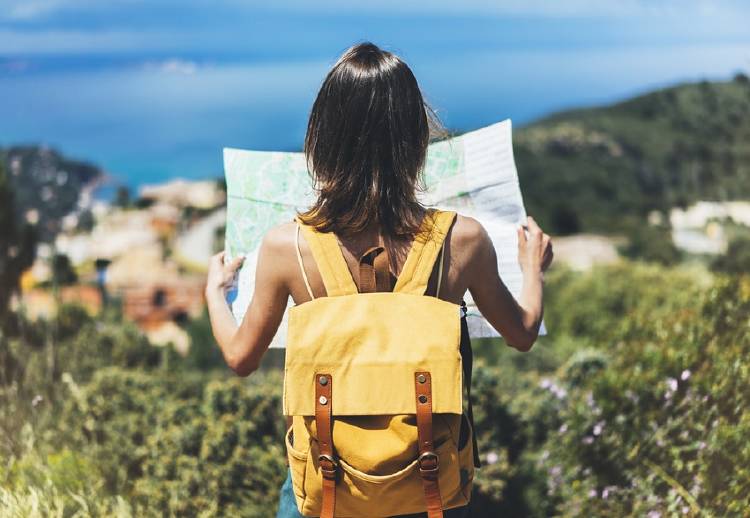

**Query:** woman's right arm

left=467, top=215, right=553, bottom=351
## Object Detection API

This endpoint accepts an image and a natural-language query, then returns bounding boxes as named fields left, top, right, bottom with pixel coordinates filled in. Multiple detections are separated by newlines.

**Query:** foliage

left=183, top=308, right=226, bottom=370
left=0, top=161, right=36, bottom=322
left=516, top=79, right=750, bottom=234
left=538, top=277, right=750, bottom=516
left=51, top=253, right=78, bottom=285
left=542, top=263, right=707, bottom=346
left=711, top=232, right=750, bottom=274
left=0, top=305, right=165, bottom=459
left=0, top=146, right=101, bottom=242
left=2, top=263, right=750, bottom=516
left=618, top=223, right=682, bottom=265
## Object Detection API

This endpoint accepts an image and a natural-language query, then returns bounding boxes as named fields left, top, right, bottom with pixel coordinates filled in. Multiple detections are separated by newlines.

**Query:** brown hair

left=298, top=42, right=446, bottom=237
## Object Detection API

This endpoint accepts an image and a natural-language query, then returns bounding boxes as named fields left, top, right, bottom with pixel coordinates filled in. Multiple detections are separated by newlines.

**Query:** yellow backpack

left=284, top=209, right=479, bottom=517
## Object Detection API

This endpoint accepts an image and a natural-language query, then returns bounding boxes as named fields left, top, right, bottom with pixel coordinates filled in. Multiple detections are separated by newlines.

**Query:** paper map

left=224, top=119, right=545, bottom=348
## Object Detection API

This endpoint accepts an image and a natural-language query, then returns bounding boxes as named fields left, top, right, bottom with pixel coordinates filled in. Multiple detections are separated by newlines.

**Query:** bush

left=538, top=277, right=750, bottom=516
left=711, top=234, right=750, bottom=274
left=4, top=262, right=750, bottom=516
left=58, top=369, right=287, bottom=517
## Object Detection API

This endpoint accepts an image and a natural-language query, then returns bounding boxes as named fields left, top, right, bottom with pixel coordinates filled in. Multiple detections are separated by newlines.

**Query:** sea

left=1, top=8, right=749, bottom=192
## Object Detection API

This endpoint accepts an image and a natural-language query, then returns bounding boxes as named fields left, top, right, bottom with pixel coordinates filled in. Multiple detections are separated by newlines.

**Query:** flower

left=593, top=421, right=605, bottom=436
left=32, top=395, right=43, bottom=407
left=485, top=451, right=499, bottom=465
left=551, top=385, right=568, bottom=399
left=680, top=369, right=691, bottom=381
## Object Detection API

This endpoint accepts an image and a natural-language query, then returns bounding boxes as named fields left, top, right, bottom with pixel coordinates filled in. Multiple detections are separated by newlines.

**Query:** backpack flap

left=283, top=292, right=463, bottom=417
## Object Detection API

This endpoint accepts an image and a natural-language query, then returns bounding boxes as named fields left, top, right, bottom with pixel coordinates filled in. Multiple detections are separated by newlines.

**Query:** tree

left=618, top=223, right=681, bottom=266
left=0, top=161, right=36, bottom=323
left=51, top=254, right=78, bottom=286
left=711, top=234, right=750, bottom=274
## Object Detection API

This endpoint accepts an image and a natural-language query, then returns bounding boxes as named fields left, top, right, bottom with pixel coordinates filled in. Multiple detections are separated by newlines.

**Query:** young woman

left=206, top=42, right=552, bottom=518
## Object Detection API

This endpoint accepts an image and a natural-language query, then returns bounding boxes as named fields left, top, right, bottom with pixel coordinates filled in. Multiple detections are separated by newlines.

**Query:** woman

left=206, top=42, right=552, bottom=517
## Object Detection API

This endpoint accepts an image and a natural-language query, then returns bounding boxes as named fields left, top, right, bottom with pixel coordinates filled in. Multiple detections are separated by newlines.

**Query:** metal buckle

left=318, top=454, right=338, bottom=478
left=418, top=451, right=439, bottom=474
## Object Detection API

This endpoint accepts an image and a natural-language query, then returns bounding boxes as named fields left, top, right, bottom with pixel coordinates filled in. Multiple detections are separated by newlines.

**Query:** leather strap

left=315, top=373, right=336, bottom=518
left=358, top=246, right=392, bottom=293
left=414, top=372, right=443, bottom=518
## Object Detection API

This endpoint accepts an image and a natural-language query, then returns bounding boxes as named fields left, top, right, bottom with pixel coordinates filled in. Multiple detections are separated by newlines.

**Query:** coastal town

left=11, top=164, right=750, bottom=357
left=14, top=176, right=226, bottom=354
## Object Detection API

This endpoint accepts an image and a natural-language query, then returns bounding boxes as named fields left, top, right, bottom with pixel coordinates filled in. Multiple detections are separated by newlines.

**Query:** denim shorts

left=276, top=469, right=470, bottom=518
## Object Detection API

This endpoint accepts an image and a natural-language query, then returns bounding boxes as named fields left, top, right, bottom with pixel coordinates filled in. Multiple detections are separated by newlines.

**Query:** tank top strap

left=393, top=209, right=457, bottom=296
left=295, top=217, right=358, bottom=297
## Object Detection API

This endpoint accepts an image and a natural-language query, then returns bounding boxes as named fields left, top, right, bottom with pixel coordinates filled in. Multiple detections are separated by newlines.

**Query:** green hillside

left=515, top=74, right=750, bottom=234
left=0, top=147, right=102, bottom=242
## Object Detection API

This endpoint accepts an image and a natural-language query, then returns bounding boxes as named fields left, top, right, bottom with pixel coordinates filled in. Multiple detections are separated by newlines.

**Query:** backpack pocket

left=455, top=413, right=475, bottom=500
left=285, top=425, right=309, bottom=503
left=299, top=431, right=469, bottom=517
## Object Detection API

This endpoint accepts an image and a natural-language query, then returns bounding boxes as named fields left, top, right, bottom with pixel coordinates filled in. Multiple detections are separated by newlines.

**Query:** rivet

left=418, top=395, right=428, bottom=404
left=319, top=376, right=328, bottom=386
left=417, top=374, right=426, bottom=384
left=319, top=395, right=328, bottom=405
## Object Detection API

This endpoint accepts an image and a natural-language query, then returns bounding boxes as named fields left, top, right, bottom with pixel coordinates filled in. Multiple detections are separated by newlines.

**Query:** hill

left=515, top=73, right=750, bottom=234
left=0, top=146, right=103, bottom=242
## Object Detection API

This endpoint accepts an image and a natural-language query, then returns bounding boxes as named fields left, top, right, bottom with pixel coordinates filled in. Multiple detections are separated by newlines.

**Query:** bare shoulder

left=259, top=220, right=298, bottom=256
left=450, top=213, right=490, bottom=251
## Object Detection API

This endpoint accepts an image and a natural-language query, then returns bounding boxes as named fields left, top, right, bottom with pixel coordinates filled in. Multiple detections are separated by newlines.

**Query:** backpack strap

left=359, top=246, right=393, bottom=293
left=460, top=301, right=481, bottom=469
left=296, top=218, right=358, bottom=297
left=315, top=373, right=337, bottom=518
left=415, top=371, right=444, bottom=518
left=394, top=210, right=456, bottom=296
left=295, top=224, right=315, bottom=300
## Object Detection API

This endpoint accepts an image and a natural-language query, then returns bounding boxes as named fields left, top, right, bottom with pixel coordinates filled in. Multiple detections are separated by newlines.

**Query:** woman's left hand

left=206, top=251, right=245, bottom=297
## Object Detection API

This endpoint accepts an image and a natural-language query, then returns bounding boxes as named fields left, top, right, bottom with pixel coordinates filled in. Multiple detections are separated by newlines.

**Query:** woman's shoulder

left=259, top=213, right=490, bottom=254
left=259, top=220, right=298, bottom=254
left=449, top=212, right=490, bottom=249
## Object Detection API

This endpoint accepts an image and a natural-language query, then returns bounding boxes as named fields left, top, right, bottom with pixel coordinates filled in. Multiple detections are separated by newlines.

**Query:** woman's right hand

left=206, top=251, right=245, bottom=298
left=517, top=216, right=553, bottom=275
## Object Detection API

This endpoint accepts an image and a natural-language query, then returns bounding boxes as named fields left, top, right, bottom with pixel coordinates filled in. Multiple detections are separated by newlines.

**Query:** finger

left=226, top=255, right=245, bottom=272
left=546, top=250, right=554, bottom=268
left=526, top=216, right=542, bottom=236
left=517, top=225, right=527, bottom=245
left=210, top=251, right=226, bottom=266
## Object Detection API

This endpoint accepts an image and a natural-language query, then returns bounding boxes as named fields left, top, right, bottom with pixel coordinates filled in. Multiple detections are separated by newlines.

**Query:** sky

left=1, top=0, right=749, bottom=189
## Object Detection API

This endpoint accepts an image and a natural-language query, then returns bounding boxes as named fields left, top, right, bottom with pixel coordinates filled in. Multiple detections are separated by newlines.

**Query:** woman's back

left=265, top=210, right=484, bottom=306
left=204, top=41, right=552, bottom=518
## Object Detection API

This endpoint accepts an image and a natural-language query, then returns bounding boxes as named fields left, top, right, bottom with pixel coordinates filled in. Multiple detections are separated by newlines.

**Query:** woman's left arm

left=204, top=230, right=290, bottom=376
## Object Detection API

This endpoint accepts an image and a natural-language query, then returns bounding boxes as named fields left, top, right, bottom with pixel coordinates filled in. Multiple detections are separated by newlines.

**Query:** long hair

left=298, top=42, right=446, bottom=238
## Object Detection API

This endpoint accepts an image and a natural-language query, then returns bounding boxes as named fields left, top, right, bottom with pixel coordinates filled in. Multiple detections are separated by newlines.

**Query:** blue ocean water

left=1, top=7, right=749, bottom=190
